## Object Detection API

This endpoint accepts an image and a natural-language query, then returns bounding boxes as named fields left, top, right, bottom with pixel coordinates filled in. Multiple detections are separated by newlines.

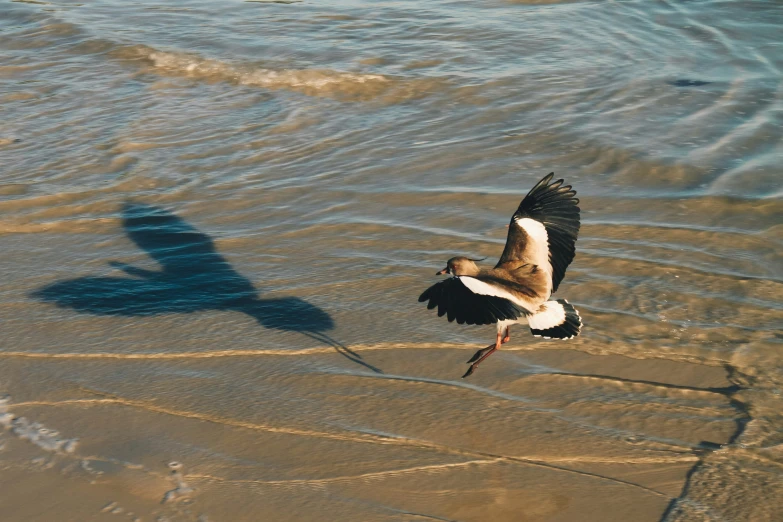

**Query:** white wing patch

left=528, top=300, right=567, bottom=330
left=514, top=217, right=551, bottom=273
left=458, top=276, right=534, bottom=311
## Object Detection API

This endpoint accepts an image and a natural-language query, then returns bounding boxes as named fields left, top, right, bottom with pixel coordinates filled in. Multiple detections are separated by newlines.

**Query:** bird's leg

left=463, top=332, right=503, bottom=378
left=466, top=327, right=511, bottom=364
left=466, top=342, right=495, bottom=364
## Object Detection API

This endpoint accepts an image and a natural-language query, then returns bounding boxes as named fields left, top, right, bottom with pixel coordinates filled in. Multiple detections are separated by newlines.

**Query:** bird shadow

left=31, top=202, right=381, bottom=374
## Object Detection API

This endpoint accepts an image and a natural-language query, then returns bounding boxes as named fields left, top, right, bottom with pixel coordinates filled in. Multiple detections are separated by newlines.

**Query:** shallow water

left=1, top=0, right=781, bottom=520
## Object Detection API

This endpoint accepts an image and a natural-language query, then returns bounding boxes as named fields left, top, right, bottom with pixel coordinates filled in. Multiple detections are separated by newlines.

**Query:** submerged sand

left=2, top=0, right=782, bottom=520
left=0, top=345, right=744, bottom=522
left=1, top=192, right=780, bottom=522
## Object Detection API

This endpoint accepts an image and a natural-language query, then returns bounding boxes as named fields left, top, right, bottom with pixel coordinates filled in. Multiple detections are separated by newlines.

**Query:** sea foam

left=0, top=395, right=78, bottom=453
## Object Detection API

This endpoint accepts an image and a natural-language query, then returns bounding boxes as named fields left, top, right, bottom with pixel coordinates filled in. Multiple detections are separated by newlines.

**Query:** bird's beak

left=436, top=268, right=448, bottom=275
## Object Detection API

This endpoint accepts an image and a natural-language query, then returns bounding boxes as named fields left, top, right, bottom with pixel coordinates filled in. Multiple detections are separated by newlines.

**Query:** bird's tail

left=529, top=299, right=582, bottom=340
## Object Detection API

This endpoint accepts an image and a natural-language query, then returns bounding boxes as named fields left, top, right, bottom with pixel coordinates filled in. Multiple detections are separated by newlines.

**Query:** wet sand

left=0, top=345, right=745, bottom=521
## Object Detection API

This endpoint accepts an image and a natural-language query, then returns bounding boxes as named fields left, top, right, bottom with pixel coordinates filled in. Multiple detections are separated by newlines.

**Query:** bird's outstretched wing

left=418, top=276, right=527, bottom=325
left=496, top=173, right=580, bottom=294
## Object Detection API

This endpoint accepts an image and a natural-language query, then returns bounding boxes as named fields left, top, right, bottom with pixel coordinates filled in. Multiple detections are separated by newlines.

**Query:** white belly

left=497, top=317, right=527, bottom=333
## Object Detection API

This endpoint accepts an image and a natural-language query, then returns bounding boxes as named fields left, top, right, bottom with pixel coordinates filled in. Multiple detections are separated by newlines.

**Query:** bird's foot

left=463, top=344, right=499, bottom=378
left=462, top=364, right=478, bottom=379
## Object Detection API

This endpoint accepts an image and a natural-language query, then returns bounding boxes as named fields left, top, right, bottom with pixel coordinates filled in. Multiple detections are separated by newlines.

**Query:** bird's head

left=436, top=256, right=482, bottom=277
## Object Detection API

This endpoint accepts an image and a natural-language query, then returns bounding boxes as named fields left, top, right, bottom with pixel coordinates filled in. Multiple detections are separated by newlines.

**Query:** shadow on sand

left=31, top=202, right=381, bottom=373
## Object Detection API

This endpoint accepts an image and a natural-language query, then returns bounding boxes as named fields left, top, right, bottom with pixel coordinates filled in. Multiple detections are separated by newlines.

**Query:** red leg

left=467, top=327, right=510, bottom=364
left=466, top=342, right=496, bottom=364
left=463, top=332, right=503, bottom=378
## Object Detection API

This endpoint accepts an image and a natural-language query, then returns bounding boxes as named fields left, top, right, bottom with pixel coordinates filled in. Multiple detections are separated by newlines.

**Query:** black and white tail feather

left=528, top=299, right=582, bottom=339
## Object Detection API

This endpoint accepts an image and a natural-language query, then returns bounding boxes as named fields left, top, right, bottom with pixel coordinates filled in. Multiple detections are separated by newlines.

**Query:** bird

left=418, top=173, right=582, bottom=378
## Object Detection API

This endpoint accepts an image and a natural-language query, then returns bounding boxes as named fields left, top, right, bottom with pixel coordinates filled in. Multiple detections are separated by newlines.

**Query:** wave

left=113, top=45, right=395, bottom=100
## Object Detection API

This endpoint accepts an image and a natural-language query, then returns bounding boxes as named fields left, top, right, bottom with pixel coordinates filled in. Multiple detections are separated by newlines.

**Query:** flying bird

left=418, top=173, right=582, bottom=378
